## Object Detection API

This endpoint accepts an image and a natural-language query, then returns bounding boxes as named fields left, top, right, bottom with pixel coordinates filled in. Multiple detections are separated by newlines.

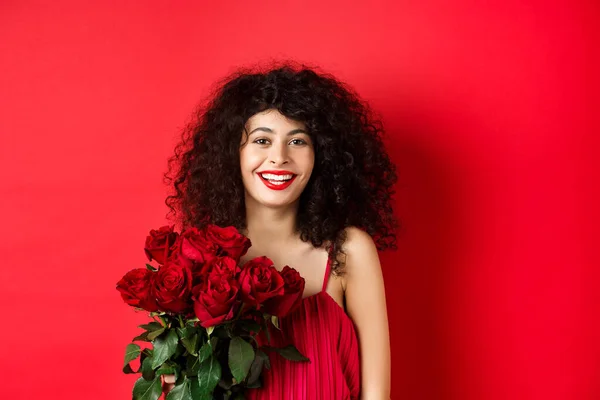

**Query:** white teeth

left=260, top=173, right=294, bottom=181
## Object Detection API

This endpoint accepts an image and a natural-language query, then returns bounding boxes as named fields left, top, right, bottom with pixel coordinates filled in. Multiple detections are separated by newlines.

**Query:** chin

left=258, top=196, right=299, bottom=208
left=246, top=191, right=300, bottom=209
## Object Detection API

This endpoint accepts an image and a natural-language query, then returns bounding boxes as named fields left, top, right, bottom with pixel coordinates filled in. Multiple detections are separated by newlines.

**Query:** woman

left=162, top=62, right=398, bottom=399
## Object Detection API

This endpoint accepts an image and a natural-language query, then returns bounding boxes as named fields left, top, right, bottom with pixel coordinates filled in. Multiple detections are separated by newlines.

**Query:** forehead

left=245, top=109, right=307, bottom=131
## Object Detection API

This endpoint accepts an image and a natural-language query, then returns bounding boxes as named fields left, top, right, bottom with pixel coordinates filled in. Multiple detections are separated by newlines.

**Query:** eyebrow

left=248, top=127, right=308, bottom=136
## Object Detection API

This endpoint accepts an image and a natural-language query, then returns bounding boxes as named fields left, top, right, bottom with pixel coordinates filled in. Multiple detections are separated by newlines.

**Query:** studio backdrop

left=1, top=1, right=597, bottom=399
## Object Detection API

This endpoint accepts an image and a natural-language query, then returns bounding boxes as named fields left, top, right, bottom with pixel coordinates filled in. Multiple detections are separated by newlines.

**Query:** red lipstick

left=257, top=170, right=297, bottom=191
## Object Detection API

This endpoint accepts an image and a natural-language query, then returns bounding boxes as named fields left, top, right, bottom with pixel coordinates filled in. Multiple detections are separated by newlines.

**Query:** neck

left=243, top=196, right=300, bottom=246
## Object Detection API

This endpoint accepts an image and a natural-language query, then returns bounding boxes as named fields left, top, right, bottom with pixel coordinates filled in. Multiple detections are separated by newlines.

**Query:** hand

left=161, top=374, right=176, bottom=396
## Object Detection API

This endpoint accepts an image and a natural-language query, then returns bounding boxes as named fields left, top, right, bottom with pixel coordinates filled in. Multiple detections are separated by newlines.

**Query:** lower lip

left=258, top=174, right=297, bottom=190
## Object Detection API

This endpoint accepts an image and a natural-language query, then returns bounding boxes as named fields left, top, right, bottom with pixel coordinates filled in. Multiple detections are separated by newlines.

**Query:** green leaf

left=123, top=343, right=141, bottom=373
left=147, top=327, right=166, bottom=341
left=206, top=326, right=214, bottom=336
left=186, top=353, right=201, bottom=376
left=142, top=348, right=154, bottom=357
left=139, top=322, right=164, bottom=332
left=146, top=263, right=157, bottom=271
left=132, top=376, right=162, bottom=400
left=177, top=325, right=199, bottom=339
left=178, top=326, right=200, bottom=355
left=181, top=334, right=199, bottom=356
left=152, top=329, right=179, bottom=369
left=141, top=355, right=156, bottom=381
left=166, top=377, right=192, bottom=400
left=176, top=326, right=189, bottom=339
left=189, top=379, right=213, bottom=400
left=238, top=320, right=262, bottom=334
left=132, top=331, right=150, bottom=342
left=197, top=356, right=221, bottom=394
left=228, top=337, right=255, bottom=384
left=218, top=375, right=235, bottom=390
left=198, top=341, right=212, bottom=363
left=260, top=349, right=271, bottom=370
left=246, top=351, right=267, bottom=388
left=156, top=364, right=178, bottom=378
left=173, top=342, right=186, bottom=358
left=123, top=364, right=136, bottom=374
left=268, top=345, right=310, bottom=362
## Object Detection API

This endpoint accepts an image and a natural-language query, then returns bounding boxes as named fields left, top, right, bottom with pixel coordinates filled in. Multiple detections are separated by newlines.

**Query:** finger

left=163, top=374, right=176, bottom=384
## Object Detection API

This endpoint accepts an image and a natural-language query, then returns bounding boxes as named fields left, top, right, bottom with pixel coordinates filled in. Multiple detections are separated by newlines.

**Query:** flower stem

left=235, top=303, right=246, bottom=320
left=159, top=315, right=168, bottom=328
left=178, top=315, right=185, bottom=328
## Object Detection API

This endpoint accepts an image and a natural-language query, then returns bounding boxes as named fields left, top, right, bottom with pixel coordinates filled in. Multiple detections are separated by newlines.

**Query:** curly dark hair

left=163, top=60, right=399, bottom=274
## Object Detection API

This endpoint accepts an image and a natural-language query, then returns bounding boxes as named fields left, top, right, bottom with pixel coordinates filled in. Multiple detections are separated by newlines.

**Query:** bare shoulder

left=342, top=226, right=377, bottom=252
left=341, top=226, right=380, bottom=277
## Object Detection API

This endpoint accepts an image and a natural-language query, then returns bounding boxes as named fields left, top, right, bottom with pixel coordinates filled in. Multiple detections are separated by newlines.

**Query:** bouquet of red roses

left=117, top=224, right=309, bottom=400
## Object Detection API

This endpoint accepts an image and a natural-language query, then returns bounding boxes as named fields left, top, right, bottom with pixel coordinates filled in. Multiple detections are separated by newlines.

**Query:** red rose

left=239, top=256, right=285, bottom=307
left=169, top=227, right=220, bottom=267
left=116, top=268, right=159, bottom=312
left=262, top=266, right=306, bottom=317
left=204, top=256, right=240, bottom=278
left=191, top=256, right=240, bottom=288
left=153, top=262, right=193, bottom=314
left=204, top=224, right=251, bottom=262
left=144, top=225, right=178, bottom=265
left=193, top=270, right=240, bottom=328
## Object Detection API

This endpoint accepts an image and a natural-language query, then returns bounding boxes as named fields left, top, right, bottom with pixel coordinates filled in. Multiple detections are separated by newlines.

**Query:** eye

left=253, top=138, right=270, bottom=145
left=289, top=138, right=307, bottom=146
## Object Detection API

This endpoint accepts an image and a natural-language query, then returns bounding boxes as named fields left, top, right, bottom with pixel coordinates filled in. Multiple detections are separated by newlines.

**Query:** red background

left=1, top=1, right=597, bottom=399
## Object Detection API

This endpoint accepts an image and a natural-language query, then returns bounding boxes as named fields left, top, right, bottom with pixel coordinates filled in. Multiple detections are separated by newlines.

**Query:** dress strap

left=322, top=245, right=333, bottom=292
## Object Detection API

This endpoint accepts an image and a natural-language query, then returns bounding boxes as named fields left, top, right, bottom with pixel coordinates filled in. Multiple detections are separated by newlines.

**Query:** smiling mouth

left=259, top=172, right=295, bottom=183
left=258, top=173, right=297, bottom=190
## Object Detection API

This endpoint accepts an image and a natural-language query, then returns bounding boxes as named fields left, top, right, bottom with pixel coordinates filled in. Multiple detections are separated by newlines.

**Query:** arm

left=343, top=227, right=391, bottom=400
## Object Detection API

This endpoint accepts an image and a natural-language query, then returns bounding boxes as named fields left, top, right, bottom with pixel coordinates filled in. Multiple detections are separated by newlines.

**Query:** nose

left=268, top=142, right=289, bottom=165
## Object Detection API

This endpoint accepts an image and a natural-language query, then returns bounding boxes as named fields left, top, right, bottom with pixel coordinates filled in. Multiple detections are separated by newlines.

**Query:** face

left=239, top=109, right=315, bottom=209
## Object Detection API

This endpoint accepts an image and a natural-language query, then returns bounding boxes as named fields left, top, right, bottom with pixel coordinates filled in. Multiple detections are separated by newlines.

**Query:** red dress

left=246, top=251, right=361, bottom=400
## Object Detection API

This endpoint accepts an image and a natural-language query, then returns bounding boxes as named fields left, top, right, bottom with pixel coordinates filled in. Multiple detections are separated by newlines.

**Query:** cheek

left=239, top=152, right=264, bottom=188
left=302, top=150, right=315, bottom=173
left=239, top=151, right=260, bottom=173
